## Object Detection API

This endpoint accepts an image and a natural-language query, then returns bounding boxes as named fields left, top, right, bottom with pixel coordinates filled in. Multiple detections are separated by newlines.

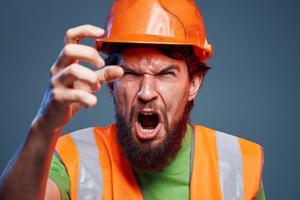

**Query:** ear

left=188, top=75, right=203, bottom=101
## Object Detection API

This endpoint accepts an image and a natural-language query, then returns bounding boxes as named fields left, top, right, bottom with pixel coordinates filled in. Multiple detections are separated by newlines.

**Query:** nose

left=137, top=74, right=158, bottom=103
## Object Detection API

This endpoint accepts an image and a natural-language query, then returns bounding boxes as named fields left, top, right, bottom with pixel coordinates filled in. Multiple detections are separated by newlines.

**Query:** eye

left=158, top=71, right=176, bottom=77
left=122, top=70, right=141, bottom=81
left=124, top=71, right=139, bottom=76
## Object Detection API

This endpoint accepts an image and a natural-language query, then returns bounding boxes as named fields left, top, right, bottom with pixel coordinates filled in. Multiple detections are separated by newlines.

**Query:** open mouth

left=135, top=111, right=162, bottom=141
left=138, top=112, right=159, bottom=129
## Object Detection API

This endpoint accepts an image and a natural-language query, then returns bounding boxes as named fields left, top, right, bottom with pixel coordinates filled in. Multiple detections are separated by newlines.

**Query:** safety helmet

left=96, top=0, right=213, bottom=62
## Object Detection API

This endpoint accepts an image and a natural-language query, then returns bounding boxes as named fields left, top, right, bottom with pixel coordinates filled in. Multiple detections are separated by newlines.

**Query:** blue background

left=1, top=0, right=299, bottom=199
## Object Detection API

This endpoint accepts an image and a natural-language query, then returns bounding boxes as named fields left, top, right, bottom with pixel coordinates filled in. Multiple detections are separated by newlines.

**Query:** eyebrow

left=121, top=65, right=139, bottom=73
left=158, top=65, right=180, bottom=74
left=120, top=64, right=180, bottom=74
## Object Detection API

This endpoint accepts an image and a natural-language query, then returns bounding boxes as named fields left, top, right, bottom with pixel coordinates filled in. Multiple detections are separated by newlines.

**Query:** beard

left=115, top=101, right=190, bottom=171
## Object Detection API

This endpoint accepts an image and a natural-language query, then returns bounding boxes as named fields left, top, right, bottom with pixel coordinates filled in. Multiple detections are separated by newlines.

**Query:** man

left=0, top=0, right=265, bottom=199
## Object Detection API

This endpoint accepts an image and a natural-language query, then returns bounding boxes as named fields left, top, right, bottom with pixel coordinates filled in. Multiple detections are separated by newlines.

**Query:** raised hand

left=32, top=24, right=124, bottom=135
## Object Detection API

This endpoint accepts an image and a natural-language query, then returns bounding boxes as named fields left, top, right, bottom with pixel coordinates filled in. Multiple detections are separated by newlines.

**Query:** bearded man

left=0, top=0, right=265, bottom=199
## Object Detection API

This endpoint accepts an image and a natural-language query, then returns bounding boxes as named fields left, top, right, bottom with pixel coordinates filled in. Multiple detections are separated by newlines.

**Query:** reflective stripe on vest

left=189, top=126, right=262, bottom=200
left=70, top=128, right=103, bottom=200
left=216, top=131, right=243, bottom=200
left=56, top=125, right=263, bottom=200
left=56, top=128, right=103, bottom=200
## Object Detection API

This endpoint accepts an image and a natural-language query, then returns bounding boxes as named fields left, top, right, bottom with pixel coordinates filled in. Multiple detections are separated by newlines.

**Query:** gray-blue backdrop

left=1, top=0, right=299, bottom=199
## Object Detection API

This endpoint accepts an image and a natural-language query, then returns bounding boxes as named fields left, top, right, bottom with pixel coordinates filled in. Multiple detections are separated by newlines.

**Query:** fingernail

left=94, top=29, right=104, bottom=36
left=97, top=57, right=104, bottom=67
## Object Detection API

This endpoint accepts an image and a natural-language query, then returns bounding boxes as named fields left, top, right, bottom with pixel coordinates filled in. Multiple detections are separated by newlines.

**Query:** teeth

left=140, top=112, right=155, bottom=115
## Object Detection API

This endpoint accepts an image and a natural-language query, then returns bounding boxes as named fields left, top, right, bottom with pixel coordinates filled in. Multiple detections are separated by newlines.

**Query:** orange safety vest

left=56, top=124, right=263, bottom=200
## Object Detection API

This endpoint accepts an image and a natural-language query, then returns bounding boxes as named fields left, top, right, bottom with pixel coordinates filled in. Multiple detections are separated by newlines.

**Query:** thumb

left=96, top=65, right=124, bottom=84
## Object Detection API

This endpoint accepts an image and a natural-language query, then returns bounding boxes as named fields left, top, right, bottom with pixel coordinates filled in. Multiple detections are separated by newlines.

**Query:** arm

left=0, top=113, right=62, bottom=200
left=0, top=24, right=124, bottom=200
left=45, top=179, right=62, bottom=200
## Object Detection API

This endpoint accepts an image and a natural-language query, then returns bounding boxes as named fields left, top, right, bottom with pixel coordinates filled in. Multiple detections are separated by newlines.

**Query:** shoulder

left=193, top=124, right=263, bottom=149
left=192, top=124, right=264, bottom=198
left=192, top=124, right=264, bottom=164
left=55, top=124, right=117, bottom=164
left=57, top=124, right=117, bottom=146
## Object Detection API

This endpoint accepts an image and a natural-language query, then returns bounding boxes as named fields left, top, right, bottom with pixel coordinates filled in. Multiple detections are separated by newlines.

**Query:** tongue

left=139, top=113, right=158, bottom=129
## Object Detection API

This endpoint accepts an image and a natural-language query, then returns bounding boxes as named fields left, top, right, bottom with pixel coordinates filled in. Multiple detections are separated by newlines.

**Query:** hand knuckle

left=63, top=44, right=73, bottom=57
left=65, top=28, right=74, bottom=38
left=67, top=64, right=78, bottom=75
left=75, top=91, right=84, bottom=100
left=103, top=70, right=109, bottom=82
left=85, top=96, right=96, bottom=108
left=50, top=65, right=57, bottom=77
left=51, top=89, right=60, bottom=101
left=50, top=77, right=57, bottom=88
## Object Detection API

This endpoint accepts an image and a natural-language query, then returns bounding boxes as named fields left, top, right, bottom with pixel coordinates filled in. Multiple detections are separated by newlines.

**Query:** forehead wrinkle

left=122, top=48, right=183, bottom=73
left=126, top=56, right=172, bottom=73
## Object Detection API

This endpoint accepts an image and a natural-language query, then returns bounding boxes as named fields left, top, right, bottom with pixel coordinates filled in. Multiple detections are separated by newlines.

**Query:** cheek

left=114, top=80, right=139, bottom=115
left=156, top=78, right=189, bottom=118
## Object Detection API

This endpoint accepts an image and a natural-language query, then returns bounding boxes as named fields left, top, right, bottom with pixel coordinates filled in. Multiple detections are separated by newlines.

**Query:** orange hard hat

left=96, top=0, right=213, bottom=62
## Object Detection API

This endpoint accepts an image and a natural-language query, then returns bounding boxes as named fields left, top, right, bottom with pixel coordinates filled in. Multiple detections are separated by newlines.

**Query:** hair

left=104, top=43, right=211, bottom=114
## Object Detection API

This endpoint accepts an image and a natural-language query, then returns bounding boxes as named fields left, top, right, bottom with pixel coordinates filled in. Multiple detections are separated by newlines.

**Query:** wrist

left=30, top=115, right=63, bottom=140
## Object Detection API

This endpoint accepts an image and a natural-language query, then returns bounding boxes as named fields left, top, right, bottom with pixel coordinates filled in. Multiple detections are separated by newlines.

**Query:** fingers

left=64, top=24, right=104, bottom=44
left=51, top=64, right=124, bottom=109
left=97, top=65, right=124, bottom=84
left=55, top=43, right=104, bottom=70
left=51, top=24, right=105, bottom=75
left=47, top=24, right=123, bottom=111
left=34, top=25, right=106, bottom=132
left=52, top=88, right=97, bottom=108
left=57, top=65, right=124, bottom=108
left=49, top=63, right=101, bottom=111
left=52, top=63, right=100, bottom=91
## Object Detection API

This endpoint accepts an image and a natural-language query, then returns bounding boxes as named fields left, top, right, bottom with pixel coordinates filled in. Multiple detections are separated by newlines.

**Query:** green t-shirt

left=49, top=125, right=265, bottom=200
left=49, top=152, right=70, bottom=200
